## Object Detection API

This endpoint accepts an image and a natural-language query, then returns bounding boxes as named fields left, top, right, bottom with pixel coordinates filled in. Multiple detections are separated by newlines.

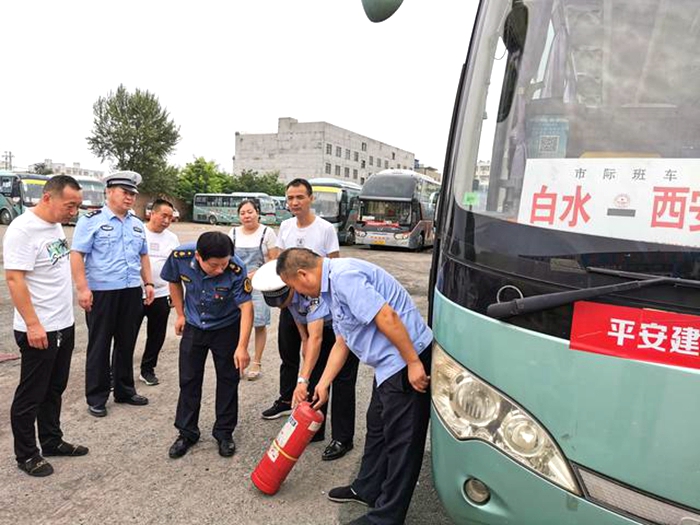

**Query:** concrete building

left=233, top=117, right=415, bottom=185
left=415, top=164, right=442, bottom=183
left=37, top=159, right=104, bottom=178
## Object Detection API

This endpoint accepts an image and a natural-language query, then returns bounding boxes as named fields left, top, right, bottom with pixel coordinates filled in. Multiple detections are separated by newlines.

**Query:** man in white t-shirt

left=262, top=178, right=340, bottom=422
left=4, top=175, right=89, bottom=477
left=137, top=199, right=180, bottom=386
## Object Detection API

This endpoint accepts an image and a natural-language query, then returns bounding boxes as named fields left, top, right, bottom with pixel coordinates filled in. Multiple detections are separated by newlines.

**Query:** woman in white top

left=228, top=200, right=279, bottom=380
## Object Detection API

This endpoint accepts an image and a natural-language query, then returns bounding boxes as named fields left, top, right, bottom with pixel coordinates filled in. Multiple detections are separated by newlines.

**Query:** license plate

left=371, top=238, right=386, bottom=245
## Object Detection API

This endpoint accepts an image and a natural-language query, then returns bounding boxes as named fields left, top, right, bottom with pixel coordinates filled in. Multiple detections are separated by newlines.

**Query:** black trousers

left=307, top=324, right=359, bottom=443
left=352, top=345, right=432, bottom=525
left=11, top=326, right=75, bottom=463
left=138, top=296, right=171, bottom=374
left=278, top=307, right=301, bottom=402
left=85, top=287, right=143, bottom=407
left=175, top=322, right=241, bottom=442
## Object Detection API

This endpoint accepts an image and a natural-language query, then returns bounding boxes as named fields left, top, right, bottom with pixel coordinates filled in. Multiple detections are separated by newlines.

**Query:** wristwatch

left=297, top=377, right=309, bottom=385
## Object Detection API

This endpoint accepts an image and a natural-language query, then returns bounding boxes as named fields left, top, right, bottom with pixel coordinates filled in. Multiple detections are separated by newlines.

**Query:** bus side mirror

left=340, top=201, right=348, bottom=216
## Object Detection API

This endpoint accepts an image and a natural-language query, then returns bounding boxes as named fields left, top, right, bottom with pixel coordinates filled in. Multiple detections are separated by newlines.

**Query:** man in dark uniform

left=70, top=171, right=154, bottom=418
left=277, top=248, right=432, bottom=525
left=161, top=232, right=253, bottom=459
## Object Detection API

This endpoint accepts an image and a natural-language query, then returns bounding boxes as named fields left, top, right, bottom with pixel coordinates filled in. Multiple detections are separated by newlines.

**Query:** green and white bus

left=309, top=178, right=362, bottom=245
left=364, top=1, right=700, bottom=524
left=0, top=172, right=50, bottom=225
left=192, top=192, right=277, bottom=226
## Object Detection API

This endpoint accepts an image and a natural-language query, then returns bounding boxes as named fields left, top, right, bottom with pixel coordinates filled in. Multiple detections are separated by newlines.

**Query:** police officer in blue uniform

left=70, top=171, right=154, bottom=418
left=161, top=232, right=253, bottom=459
left=253, top=260, right=359, bottom=461
left=276, top=248, right=432, bottom=525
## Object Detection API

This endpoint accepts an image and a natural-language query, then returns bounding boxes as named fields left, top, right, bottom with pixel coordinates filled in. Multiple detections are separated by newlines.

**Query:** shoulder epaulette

left=229, top=262, right=242, bottom=275
left=173, top=249, right=195, bottom=259
left=86, top=209, right=102, bottom=218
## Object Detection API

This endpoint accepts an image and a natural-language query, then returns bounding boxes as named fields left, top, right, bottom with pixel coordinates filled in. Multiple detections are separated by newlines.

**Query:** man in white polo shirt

left=137, top=199, right=180, bottom=386
left=4, top=175, right=89, bottom=477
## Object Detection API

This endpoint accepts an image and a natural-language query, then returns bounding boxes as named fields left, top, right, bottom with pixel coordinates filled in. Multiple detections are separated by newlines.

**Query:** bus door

left=0, top=174, right=22, bottom=224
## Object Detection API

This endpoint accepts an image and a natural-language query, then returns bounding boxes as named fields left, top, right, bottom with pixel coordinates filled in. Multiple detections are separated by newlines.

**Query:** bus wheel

left=208, top=215, right=218, bottom=225
left=346, top=228, right=356, bottom=246
left=0, top=209, right=12, bottom=225
left=414, top=233, right=425, bottom=252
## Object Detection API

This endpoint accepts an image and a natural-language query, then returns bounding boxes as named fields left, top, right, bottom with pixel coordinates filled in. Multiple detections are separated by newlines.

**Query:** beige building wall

left=233, top=117, right=415, bottom=185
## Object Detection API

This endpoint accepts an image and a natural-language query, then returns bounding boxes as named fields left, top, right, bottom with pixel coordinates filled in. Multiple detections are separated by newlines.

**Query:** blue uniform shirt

left=71, top=206, right=148, bottom=291
left=288, top=292, right=332, bottom=326
left=321, top=258, right=433, bottom=386
left=160, top=242, right=252, bottom=331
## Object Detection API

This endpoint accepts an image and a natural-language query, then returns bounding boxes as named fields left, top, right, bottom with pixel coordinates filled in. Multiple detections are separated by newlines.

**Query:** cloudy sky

left=1, top=1, right=477, bottom=174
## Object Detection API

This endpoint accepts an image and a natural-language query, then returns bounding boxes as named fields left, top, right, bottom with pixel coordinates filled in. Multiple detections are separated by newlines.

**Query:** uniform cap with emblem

left=104, top=170, right=142, bottom=194
left=252, top=260, right=291, bottom=307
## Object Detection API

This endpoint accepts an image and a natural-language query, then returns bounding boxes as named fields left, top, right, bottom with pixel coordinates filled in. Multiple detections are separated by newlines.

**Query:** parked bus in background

left=69, top=175, right=106, bottom=225
left=192, top=192, right=276, bottom=225
left=354, top=169, right=440, bottom=250
left=0, top=172, right=50, bottom=224
left=271, top=195, right=292, bottom=223
left=362, top=1, right=700, bottom=524
left=308, top=177, right=362, bottom=245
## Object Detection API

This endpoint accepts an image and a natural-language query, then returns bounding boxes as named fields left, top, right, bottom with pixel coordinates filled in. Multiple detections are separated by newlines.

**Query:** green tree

left=87, top=84, right=180, bottom=195
left=31, top=163, right=53, bottom=175
left=175, top=157, right=232, bottom=206
left=230, top=169, right=286, bottom=195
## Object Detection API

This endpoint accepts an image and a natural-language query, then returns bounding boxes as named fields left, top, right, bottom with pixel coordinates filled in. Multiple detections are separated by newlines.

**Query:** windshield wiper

left=486, top=267, right=700, bottom=320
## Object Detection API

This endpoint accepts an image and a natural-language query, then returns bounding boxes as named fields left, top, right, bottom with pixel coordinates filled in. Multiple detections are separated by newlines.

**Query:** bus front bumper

left=430, top=407, right=640, bottom=525
left=355, top=231, right=411, bottom=248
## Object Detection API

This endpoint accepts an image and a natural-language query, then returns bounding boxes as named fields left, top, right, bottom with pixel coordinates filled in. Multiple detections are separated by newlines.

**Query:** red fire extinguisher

left=251, top=402, right=324, bottom=495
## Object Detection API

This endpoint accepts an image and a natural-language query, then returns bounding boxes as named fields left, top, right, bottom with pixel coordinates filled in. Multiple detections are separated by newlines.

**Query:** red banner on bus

left=570, top=301, right=700, bottom=370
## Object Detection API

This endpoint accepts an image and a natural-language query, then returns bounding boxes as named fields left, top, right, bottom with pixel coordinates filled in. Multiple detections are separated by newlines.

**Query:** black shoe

left=261, top=399, right=292, bottom=420
left=114, top=394, right=149, bottom=406
left=310, top=433, right=326, bottom=443
left=328, top=485, right=368, bottom=506
left=169, top=436, right=195, bottom=459
left=88, top=405, right=107, bottom=417
left=17, top=455, right=54, bottom=477
left=322, top=440, right=354, bottom=461
left=42, top=440, right=89, bottom=457
left=217, top=438, right=236, bottom=457
left=139, top=371, right=159, bottom=386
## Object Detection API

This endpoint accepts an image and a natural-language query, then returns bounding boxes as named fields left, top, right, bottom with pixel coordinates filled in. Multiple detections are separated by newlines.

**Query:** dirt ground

left=0, top=221, right=453, bottom=525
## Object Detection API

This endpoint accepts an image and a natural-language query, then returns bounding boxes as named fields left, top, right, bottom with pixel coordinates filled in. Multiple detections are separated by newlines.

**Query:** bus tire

left=346, top=228, right=356, bottom=246
left=0, top=209, right=12, bottom=225
left=208, top=215, right=218, bottom=225
left=414, top=233, right=425, bottom=252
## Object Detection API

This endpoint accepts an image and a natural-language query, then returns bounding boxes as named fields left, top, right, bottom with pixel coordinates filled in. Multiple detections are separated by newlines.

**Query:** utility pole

left=2, top=151, right=14, bottom=170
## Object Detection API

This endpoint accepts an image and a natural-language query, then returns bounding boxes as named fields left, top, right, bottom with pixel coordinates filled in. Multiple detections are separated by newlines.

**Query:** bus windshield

left=21, top=179, right=46, bottom=205
left=80, top=180, right=105, bottom=207
left=451, top=0, right=700, bottom=276
left=361, top=200, right=412, bottom=226
left=312, top=191, right=340, bottom=219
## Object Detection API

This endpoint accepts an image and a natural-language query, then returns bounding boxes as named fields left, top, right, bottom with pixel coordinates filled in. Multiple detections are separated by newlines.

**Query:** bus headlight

left=394, top=233, right=409, bottom=240
left=356, top=231, right=367, bottom=237
left=432, top=343, right=581, bottom=495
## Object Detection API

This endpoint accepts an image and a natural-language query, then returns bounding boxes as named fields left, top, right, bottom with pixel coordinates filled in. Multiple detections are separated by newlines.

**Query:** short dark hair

left=237, top=199, right=260, bottom=214
left=44, top=175, right=81, bottom=195
left=196, top=231, right=233, bottom=260
left=152, top=198, right=174, bottom=213
left=286, top=178, right=313, bottom=196
left=276, top=247, right=321, bottom=276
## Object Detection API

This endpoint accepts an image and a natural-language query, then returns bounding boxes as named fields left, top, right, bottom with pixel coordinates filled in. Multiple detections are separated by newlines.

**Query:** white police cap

left=104, top=170, right=142, bottom=193
left=253, top=260, right=291, bottom=307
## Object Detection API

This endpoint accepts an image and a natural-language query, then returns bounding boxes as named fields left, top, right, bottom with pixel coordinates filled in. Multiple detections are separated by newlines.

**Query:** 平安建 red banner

left=570, top=301, right=700, bottom=370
